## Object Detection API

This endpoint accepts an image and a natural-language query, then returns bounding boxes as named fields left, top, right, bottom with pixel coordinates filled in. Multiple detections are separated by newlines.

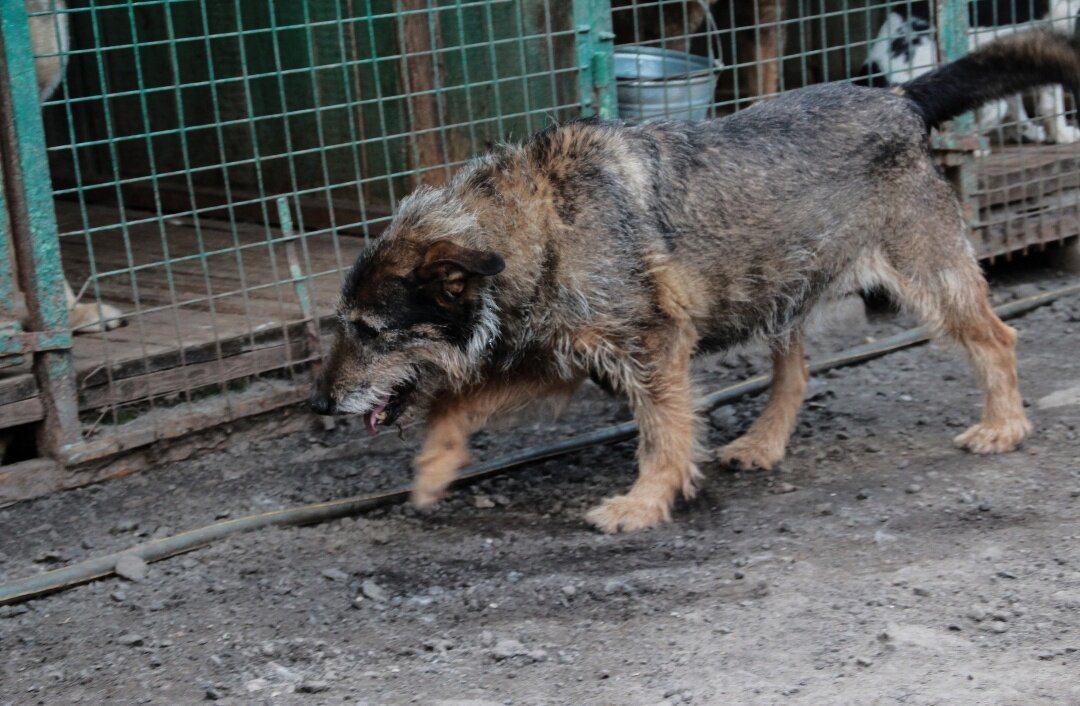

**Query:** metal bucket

left=614, top=47, right=718, bottom=121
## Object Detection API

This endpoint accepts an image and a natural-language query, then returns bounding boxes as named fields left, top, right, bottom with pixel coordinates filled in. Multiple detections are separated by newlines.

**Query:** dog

left=308, top=30, right=1077, bottom=532
left=860, top=0, right=1080, bottom=145
left=8, top=0, right=124, bottom=333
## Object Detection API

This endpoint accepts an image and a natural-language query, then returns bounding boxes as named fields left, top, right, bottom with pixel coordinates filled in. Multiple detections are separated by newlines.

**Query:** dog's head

left=310, top=188, right=504, bottom=432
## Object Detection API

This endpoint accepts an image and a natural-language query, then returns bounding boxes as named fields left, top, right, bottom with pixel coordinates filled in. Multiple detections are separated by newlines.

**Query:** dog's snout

left=309, top=388, right=336, bottom=416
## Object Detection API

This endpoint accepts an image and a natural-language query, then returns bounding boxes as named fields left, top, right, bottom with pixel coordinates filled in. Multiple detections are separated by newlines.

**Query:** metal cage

left=1, top=0, right=1078, bottom=501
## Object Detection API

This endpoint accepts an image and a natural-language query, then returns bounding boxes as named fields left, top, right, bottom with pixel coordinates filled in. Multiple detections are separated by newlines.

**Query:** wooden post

left=398, top=0, right=447, bottom=188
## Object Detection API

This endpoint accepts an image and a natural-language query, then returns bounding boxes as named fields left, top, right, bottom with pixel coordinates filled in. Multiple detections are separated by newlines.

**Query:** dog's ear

left=417, top=240, right=504, bottom=298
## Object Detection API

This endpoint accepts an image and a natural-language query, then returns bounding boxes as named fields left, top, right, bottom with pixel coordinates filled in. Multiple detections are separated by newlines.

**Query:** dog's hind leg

left=940, top=290, right=1031, bottom=454
left=716, top=329, right=808, bottom=471
left=586, top=325, right=702, bottom=533
left=881, top=220, right=1030, bottom=454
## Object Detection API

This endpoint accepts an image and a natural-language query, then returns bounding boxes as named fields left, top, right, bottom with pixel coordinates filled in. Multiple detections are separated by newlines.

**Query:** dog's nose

left=309, top=389, right=336, bottom=416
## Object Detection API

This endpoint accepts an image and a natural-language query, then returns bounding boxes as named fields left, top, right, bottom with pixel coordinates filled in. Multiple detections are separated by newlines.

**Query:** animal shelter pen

left=0, top=0, right=1078, bottom=501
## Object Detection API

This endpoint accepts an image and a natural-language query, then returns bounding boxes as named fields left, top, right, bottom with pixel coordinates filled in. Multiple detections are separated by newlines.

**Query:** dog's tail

left=900, top=29, right=1080, bottom=128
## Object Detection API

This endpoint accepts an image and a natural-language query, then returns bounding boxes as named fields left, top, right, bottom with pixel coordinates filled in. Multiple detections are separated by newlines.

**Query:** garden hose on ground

left=1, top=281, right=1078, bottom=607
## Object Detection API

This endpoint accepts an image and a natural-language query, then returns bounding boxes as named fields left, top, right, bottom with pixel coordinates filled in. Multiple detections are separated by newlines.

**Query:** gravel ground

left=1, top=263, right=1079, bottom=706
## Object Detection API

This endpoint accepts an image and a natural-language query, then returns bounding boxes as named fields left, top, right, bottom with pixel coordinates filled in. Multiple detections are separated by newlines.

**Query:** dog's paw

left=1018, top=122, right=1048, bottom=144
left=954, top=418, right=1031, bottom=454
left=1050, top=124, right=1080, bottom=145
left=70, top=301, right=125, bottom=333
left=410, top=482, right=448, bottom=509
left=585, top=493, right=670, bottom=533
left=715, top=436, right=783, bottom=471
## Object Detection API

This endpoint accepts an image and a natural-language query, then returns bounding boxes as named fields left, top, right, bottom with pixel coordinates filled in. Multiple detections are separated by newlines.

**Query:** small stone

left=913, top=587, right=931, bottom=597
left=118, top=633, right=144, bottom=647
left=978, top=501, right=992, bottom=512
left=361, top=579, right=389, bottom=602
left=479, top=630, right=496, bottom=648
left=245, top=678, right=269, bottom=693
left=603, top=579, right=637, bottom=595
left=856, top=489, right=870, bottom=500
left=112, top=520, right=138, bottom=534
left=990, top=623, right=1009, bottom=634
left=491, top=638, right=527, bottom=660
left=967, top=606, right=988, bottom=622
left=770, top=482, right=798, bottom=495
left=423, top=638, right=455, bottom=653
left=473, top=495, right=496, bottom=509
left=856, top=656, right=874, bottom=667
left=905, top=484, right=922, bottom=494
left=296, top=680, right=330, bottom=694
left=815, top=503, right=834, bottom=516
left=561, top=585, right=577, bottom=597
left=996, top=570, right=1017, bottom=580
left=204, top=687, right=224, bottom=700
left=110, top=591, right=127, bottom=603
left=0, top=605, right=28, bottom=618
left=321, top=568, right=349, bottom=582
left=115, top=555, right=148, bottom=583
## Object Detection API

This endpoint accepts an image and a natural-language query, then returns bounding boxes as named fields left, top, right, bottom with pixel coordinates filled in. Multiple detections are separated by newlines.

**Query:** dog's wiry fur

left=310, top=30, right=1078, bottom=532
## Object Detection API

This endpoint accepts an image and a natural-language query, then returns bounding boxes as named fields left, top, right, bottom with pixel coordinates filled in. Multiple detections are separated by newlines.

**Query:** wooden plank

left=50, top=179, right=387, bottom=236
left=399, top=0, right=448, bottom=187
left=0, top=396, right=44, bottom=427
left=0, top=373, right=36, bottom=407
left=76, top=317, right=318, bottom=390
left=65, top=380, right=310, bottom=466
left=78, top=337, right=312, bottom=410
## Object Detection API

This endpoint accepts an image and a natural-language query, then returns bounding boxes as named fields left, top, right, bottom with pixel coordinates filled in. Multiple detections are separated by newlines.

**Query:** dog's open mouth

left=363, top=381, right=415, bottom=435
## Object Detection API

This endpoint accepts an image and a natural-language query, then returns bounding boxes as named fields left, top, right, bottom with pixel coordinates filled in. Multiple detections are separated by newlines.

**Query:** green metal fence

left=1, top=0, right=1079, bottom=500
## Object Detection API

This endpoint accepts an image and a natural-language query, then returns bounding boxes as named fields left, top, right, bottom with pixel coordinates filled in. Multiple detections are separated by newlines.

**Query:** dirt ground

left=1, top=262, right=1079, bottom=706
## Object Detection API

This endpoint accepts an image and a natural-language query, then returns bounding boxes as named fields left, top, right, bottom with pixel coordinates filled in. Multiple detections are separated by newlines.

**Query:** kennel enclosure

left=1, top=0, right=1078, bottom=502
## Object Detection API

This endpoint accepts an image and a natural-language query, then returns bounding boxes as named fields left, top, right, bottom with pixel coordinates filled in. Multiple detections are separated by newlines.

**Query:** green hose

left=1, top=281, right=1078, bottom=606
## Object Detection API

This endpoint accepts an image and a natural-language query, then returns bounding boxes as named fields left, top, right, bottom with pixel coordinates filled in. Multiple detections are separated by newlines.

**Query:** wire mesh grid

left=3, top=0, right=580, bottom=460
left=609, top=0, right=1080, bottom=261
left=2, top=0, right=1080, bottom=473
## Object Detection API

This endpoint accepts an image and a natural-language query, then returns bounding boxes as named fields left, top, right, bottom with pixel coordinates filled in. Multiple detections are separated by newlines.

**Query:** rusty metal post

left=0, top=1, right=81, bottom=456
left=0, top=166, right=25, bottom=370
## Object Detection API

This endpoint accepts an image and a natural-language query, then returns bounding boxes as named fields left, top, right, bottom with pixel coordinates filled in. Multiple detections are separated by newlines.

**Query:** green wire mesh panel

left=609, top=0, right=1080, bottom=262
left=3, top=0, right=579, bottom=464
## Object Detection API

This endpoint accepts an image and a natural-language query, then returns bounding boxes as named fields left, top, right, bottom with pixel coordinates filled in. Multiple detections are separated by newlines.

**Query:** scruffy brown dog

left=311, top=30, right=1080, bottom=532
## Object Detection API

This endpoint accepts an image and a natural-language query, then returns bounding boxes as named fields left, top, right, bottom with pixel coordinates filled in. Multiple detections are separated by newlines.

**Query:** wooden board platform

left=1, top=201, right=363, bottom=430
left=972, top=143, right=1080, bottom=259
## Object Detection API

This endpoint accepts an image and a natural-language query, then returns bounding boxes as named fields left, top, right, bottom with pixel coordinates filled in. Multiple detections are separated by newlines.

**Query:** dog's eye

left=351, top=320, right=379, bottom=339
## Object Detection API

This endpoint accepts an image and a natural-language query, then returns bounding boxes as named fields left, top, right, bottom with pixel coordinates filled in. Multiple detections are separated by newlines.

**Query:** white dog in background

left=861, top=0, right=1080, bottom=146
left=9, top=0, right=123, bottom=333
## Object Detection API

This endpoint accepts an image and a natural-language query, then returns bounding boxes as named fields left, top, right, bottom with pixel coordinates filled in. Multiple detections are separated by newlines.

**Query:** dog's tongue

left=364, top=398, right=389, bottom=436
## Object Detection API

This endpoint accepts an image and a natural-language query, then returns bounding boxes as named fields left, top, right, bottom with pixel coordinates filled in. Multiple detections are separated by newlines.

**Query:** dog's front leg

left=586, top=330, right=702, bottom=533
left=411, top=399, right=475, bottom=509
left=1039, top=85, right=1080, bottom=144
left=411, top=378, right=579, bottom=508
